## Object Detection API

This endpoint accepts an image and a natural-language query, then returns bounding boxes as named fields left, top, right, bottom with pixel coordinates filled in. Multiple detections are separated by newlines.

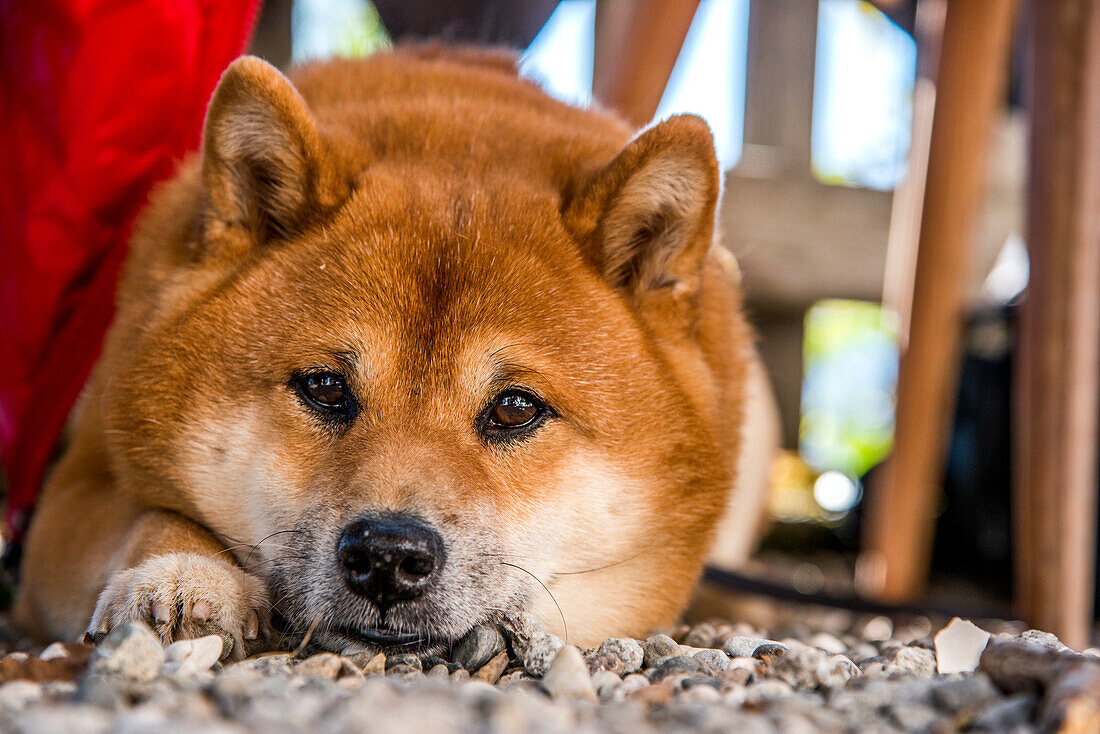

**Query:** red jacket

left=0, top=0, right=260, bottom=538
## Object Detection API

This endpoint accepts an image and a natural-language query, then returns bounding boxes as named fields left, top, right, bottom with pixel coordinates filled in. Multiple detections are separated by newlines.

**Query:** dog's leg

left=16, top=444, right=269, bottom=659
left=84, top=511, right=270, bottom=660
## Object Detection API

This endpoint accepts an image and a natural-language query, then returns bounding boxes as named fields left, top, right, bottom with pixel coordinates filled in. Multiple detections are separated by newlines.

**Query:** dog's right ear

left=201, top=56, right=344, bottom=255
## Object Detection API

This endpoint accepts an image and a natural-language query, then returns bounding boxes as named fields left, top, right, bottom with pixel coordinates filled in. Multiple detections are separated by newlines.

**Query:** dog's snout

left=337, top=515, right=444, bottom=604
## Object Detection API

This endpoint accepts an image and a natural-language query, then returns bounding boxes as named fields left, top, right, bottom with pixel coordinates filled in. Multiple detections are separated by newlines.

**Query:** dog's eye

left=491, top=391, right=540, bottom=427
left=293, top=371, right=355, bottom=419
left=482, top=389, right=551, bottom=441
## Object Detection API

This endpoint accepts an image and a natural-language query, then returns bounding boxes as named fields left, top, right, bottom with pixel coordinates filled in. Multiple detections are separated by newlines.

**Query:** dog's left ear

left=564, top=115, right=720, bottom=299
left=201, top=56, right=345, bottom=251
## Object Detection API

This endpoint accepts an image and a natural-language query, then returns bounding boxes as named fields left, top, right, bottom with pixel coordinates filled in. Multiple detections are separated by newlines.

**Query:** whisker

left=499, top=561, right=569, bottom=643
left=292, top=616, right=322, bottom=657
left=552, top=551, right=646, bottom=576
left=246, top=530, right=304, bottom=565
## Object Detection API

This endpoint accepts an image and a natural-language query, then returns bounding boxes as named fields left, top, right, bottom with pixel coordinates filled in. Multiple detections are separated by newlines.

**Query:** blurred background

left=240, top=0, right=1097, bottom=648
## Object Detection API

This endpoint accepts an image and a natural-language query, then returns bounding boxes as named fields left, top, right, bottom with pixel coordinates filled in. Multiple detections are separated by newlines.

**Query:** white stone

left=161, top=635, right=224, bottom=676
left=38, top=642, right=69, bottom=661
left=540, top=645, right=596, bottom=701
left=934, top=618, right=991, bottom=675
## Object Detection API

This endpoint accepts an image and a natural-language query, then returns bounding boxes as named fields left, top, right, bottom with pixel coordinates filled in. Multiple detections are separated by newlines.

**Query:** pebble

left=642, top=634, right=681, bottom=667
left=860, top=616, right=894, bottom=642
left=596, top=638, right=644, bottom=674
left=682, top=623, right=717, bottom=649
left=934, top=617, right=991, bottom=674
left=931, top=674, right=1001, bottom=716
left=160, top=635, right=223, bottom=677
left=471, top=651, right=509, bottom=684
left=38, top=643, right=70, bottom=662
left=693, top=649, right=732, bottom=674
left=649, top=655, right=702, bottom=682
left=0, top=608, right=1074, bottom=731
left=451, top=625, right=507, bottom=672
left=0, top=680, right=43, bottom=710
left=584, top=651, right=624, bottom=676
left=884, top=701, right=942, bottom=731
left=888, top=645, right=937, bottom=677
left=503, top=614, right=564, bottom=677
left=808, top=632, right=846, bottom=655
left=361, top=652, right=386, bottom=676
left=590, top=670, right=621, bottom=700
left=1015, top=628, right=1070, bottom=652
left=766, top=646, right=860, bottom=689
left=295, top=652, right=344, bottom=680
left=85, top=622, right=165, bottom=684
left=613, top=673, right=651, bottom=701
left=539, top=646, right=596, bottom=701
left=970, top=692, right=1037, bottom=731
left=722, top=636, right=771, bottom=658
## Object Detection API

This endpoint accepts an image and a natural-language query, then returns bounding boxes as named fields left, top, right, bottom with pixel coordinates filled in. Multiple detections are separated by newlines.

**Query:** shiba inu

left=14, top=47, right=769, bottom=658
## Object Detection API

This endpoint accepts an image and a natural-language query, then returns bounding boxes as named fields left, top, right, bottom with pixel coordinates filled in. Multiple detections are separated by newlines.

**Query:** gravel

left=0, top=611, right=1095, bottom=732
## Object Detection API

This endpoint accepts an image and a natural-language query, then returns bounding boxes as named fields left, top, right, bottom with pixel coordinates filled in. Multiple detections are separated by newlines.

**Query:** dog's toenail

left=151, top=602, right=170, bottom=623
left=192, top=600, right=212, bottom=622
left=245, top=610, right=260, bottom=639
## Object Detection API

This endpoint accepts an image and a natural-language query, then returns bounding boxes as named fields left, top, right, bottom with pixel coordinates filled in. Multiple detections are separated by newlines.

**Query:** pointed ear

left=201, top=56, right=344, bottom=248
left=564, top=115, right=721, bottom=297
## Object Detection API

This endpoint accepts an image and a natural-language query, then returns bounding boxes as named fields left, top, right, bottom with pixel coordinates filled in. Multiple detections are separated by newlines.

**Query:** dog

left=14, top=47, right=772, bottom=658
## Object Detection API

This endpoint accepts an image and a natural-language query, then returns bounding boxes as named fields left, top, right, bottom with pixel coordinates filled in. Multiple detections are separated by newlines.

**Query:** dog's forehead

left=250, top=177, right=621, bottom=375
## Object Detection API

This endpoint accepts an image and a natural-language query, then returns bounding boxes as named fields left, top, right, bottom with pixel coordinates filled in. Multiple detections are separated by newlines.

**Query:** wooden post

left=592, top=0, right=700, bottom=128
left=1015, top=0, right=1100, bottom=650
left=860, top=0, right=1017, bottom=600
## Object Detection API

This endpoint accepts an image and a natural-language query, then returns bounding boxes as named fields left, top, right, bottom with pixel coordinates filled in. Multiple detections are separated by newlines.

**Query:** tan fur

left=16, top=48, right=755, bottom=654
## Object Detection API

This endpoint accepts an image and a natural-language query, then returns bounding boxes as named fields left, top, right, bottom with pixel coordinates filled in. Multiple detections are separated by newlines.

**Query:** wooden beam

left=860, top=0, right=1017, bottom=601
left=1015, top=0, right=1100, bottom=650
left=592, top=0, right=700, bottom=128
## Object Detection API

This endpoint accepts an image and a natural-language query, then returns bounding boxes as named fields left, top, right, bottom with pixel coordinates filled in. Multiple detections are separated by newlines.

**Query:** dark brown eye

left=491, top=391, right=538, bottom=427
left=484, top=389, right=550, bottom=442
left=293, top=371, right=355, bottom=419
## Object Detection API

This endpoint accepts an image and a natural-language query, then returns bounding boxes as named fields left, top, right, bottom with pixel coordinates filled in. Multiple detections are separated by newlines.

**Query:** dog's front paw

left=88, top=553, right=269, bottom=660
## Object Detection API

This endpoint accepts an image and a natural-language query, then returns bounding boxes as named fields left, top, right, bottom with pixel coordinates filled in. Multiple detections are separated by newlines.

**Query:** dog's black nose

left=337, top=515, right=444, bottom=604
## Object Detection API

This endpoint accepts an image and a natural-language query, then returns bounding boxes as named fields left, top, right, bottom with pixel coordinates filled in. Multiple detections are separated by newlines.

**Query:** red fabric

left=0, top=0, right=261, bottom=538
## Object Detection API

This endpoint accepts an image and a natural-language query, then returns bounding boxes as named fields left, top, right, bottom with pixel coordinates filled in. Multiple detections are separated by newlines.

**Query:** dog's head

left=108, top=55, right=749, bottom=651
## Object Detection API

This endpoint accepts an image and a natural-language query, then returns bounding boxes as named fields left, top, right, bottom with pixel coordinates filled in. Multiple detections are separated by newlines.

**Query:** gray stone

left=931, top=674, right=1001, bottom=715
left=613, top=673, right=651, bottom=701
left=683, top=623, right=717, bottom=649
left=970, top=692, right=1037, bottom=731
left=451, top=624, right=507, bottom=672
left=678, top=683, right=721, bottom=704
left=884, top=702, right=942, bottom=731
left=649, top=655, right=702, bottom=681
left=86, top=622, right=165, bottom=684
left=540, top=645, right=596, bottom=701
left=12, top=705, right=112, bottom=734
left=385, top=653, right=422, bottom=671
left=502, top=613, right=564, bottom=677
left=888, top=646, right=937, bottom=677
left=743, top=679, right=795, bottom=705
left=0, top=681, right=43, bottom=711
left=1015, top=629, right=1070, bottom=653
left=597, top=638, right=644, bottom=674
left=809, top=632, right=846, bottom=655
left=642, top=634, right=681, bottom=667
left=752, top=642, right=789, bottom=660
left=590, top=670, right=621, bottom=701
left=723, top=636, right=771, bottom=658
left=766, top=646, right=860, bottom=689
left=693, top=649, right=732, bottom=674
